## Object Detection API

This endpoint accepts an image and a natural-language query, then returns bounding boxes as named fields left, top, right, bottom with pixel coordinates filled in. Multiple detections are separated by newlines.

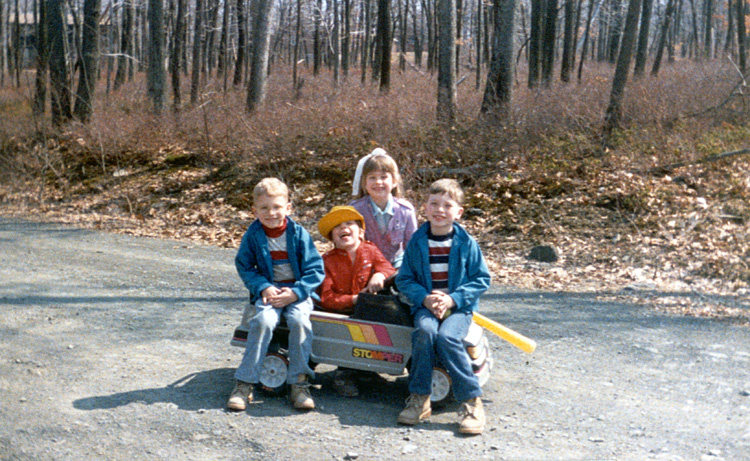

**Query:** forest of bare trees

left=0, top=0, right=747, bottom=126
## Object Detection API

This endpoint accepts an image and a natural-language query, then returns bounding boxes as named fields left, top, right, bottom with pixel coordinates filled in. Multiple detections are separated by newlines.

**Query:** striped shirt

left=428, top=231, right=452, bottom=293
left=264, top=229, right=296, bottom=285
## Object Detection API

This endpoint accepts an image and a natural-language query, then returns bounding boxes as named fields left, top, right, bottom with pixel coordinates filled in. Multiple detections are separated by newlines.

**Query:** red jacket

left=319, top=241, right=396, bottom=313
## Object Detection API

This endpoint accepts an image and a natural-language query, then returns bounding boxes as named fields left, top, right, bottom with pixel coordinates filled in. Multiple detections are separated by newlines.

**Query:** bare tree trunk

left=361, top=0, right=370, bottom=83
left=170, top=0, right=186, bottom=110
left=0, top=0, right=5, bottom=86
left=633, top=0, right=652, bottom=77
left=455, top=0, right=463, bottom=74
left=49, top=0, right=71, bottom=125
left=703, top=0, right=712, bottom=59
left=313, top=0, right=321, bottom=75
left=147, top=0, right=165, bottom=112
left=190, top=0, right=205, bottom=104
left=412, top=0, right=422, bottom=67
left=436, top=0, right=455, bottom=121
left=73, top=0, right=100, bottom=121
left=246, top=0, right=274, bottom=111
left=13, top=0, right=20, bottom=86
left=603, top=0, right=641, bottom=135
left=561, top=0, right=575, bottom=82
left=233, top=0, right=246, bottom=85
left=577, top=0, right=596, bottom=80
left=333, top=0, right=340, bottom=85
left=540, top=0, right=557, bottom=86
left=687, top=0, right=699, bottom=58
left=375, top=0, right=391, bottom=91
left=114, top=0, right=133, bottom=90
left=399, top=0, right=408, bottom=71
left=420, top=0, right=435, bottom=71
left=528, top=0, right=542, bottom=87
left=34, top=0, right=49, bottom=115
left=481, top=0, right=516, bottom=117
left=217, top=0, right=230, bottom=81
left=474, top=0, right=482, bottom=88
left=651, top=0, right=674, bottom=75
left=292, top=0, right=301, bottom=87
left=737, top=0, right=747, bottom=73
left=205, top=0, right=220, bottom=74
left=607, top=0, right=623, bottom=63
left=725, top=0, right=735, bottom=55
left=342, top=0, right=350, bottom=75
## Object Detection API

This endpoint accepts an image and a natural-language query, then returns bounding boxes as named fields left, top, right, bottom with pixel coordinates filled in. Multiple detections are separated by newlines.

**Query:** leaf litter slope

left=1, top=139, right=748, bottom=325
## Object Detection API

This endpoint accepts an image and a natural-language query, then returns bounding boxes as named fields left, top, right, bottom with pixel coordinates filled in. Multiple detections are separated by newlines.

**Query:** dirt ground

left=1, top=217, right=749, bottom=460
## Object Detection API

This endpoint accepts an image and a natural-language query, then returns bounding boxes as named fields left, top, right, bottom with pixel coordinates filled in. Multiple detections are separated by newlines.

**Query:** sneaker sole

left=397, top=409, right=432, bottom=425
left=227, top=402, right=246, bottom=411
left=458, top=425, right=484, bottom=435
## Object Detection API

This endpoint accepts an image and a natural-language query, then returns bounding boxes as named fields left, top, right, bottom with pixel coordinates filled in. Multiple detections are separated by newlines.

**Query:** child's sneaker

left=290, top=374, right=315, bottom=410
left=227, top=380, right=253, bottom=411
left=397, top=394, right=431, bottom=425
left=458, top=397, right=485, bottom=435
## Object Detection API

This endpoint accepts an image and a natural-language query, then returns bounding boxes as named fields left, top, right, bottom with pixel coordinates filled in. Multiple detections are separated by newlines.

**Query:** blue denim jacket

left=396, top=221, right=491, bottom=315
left=235, top=217, right=324, bottom=304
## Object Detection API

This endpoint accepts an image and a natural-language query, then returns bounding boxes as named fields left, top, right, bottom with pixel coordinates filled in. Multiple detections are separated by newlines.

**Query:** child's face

left=331, top=220, right=363, bottom=251
left=364, top=170, right=395, bottom=205
left=252, top=193, right=291, bottom=229
left=424, top=193, right=463, bottom=235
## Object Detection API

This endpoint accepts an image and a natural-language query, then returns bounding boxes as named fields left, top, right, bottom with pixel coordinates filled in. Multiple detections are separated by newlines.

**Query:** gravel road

left=1, top=217, right=748, bottom=460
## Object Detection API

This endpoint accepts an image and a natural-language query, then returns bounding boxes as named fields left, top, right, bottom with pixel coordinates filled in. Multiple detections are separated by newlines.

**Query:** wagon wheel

left=430, top=367, right=452, bottom=407
left=259, top=352, right=289, bottom=394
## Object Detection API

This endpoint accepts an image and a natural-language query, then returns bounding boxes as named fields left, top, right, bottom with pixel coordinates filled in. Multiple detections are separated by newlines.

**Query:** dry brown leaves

left=1, top=154, right=749, bottom=325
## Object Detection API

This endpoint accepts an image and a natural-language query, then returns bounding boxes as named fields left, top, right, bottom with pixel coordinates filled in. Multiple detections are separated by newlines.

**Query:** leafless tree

left=48, top=0, right=71, bottom=125
left=34, top=0, right=49, bottom=115
left=651, top=0, right=675, bottom=75
left=114, top=0, right=135, bottom=90
left=481, top=0, right=517, bottom=117
left=436, top=0, right=455, bottom=121
left=604, top=0, right=642, bottom=135
left=633, top=0, right=653, bottom=77
left=73, top=0, right=101, bottom=121
left=170, top=0, right=187, bottom=110
left=147, top=0, right=165, bottom=112
left=737, top=0, right=746, bottom=73
left=246, top=0, right=275, bottom=111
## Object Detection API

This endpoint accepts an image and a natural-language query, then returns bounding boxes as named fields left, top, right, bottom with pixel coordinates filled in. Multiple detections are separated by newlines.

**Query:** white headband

left=351, top=148, right=392, bottom=196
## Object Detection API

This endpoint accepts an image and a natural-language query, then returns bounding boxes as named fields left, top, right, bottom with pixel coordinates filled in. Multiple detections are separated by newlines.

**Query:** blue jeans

left=408, top=309, right=482, bottom=403
left=235, top=297, right=315, bottom=384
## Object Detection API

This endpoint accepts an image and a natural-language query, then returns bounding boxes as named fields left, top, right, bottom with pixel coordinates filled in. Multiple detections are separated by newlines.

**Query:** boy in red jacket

left=317, top=206, right=396, bottom=396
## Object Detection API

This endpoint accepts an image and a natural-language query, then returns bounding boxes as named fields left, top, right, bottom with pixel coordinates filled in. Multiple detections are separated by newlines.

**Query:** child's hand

left=263, top=287, right=299, bottom=308
left=424, top=291, right=455, bottom=320
left=261, top=286, right=282, bottom=305
left=363, top=272, right=387, bottom=293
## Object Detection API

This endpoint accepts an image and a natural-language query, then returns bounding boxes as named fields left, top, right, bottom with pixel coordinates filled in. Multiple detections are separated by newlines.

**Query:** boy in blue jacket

left=395, top=178, right=491, bottom=435
left=229, top=178, right=325, bottom=412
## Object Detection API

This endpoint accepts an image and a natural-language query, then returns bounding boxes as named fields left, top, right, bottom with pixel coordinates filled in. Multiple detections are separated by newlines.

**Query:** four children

left=229, top=151, right=492, bottom=435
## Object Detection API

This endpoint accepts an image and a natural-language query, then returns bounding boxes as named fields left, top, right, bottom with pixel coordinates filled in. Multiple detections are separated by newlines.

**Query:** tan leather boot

left=227, top=380, right=253, bottom=411
left=397, top=394, right=431, bottom=425
left=458, top=397, right=485, bottom=435
left=289, top=374, right=315, bottom=410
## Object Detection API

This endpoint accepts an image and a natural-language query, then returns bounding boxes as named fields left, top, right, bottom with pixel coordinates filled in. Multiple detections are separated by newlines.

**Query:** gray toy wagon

left=230, top=296, right=492, bottom=405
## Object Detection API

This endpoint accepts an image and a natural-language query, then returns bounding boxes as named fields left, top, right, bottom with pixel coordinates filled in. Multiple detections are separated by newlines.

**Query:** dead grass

left=1, top=59, right=750, bottom=323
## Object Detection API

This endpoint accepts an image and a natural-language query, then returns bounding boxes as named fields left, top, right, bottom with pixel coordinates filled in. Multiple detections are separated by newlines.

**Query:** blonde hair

left=428, top=178, right=464, bottom=205
left=253, top=177, right=290, bottom=202
left=355, top=155, right=405, bottom=198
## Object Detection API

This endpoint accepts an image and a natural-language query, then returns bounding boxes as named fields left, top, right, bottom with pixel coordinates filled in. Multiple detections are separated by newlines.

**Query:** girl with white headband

left=350, top=148, right=418, bottom=268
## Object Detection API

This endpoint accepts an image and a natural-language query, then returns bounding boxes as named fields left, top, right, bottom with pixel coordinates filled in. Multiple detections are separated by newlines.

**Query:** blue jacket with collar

left=235, top=217, right=324, bottom=304
left=396, top=221, right=491, bottom=315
